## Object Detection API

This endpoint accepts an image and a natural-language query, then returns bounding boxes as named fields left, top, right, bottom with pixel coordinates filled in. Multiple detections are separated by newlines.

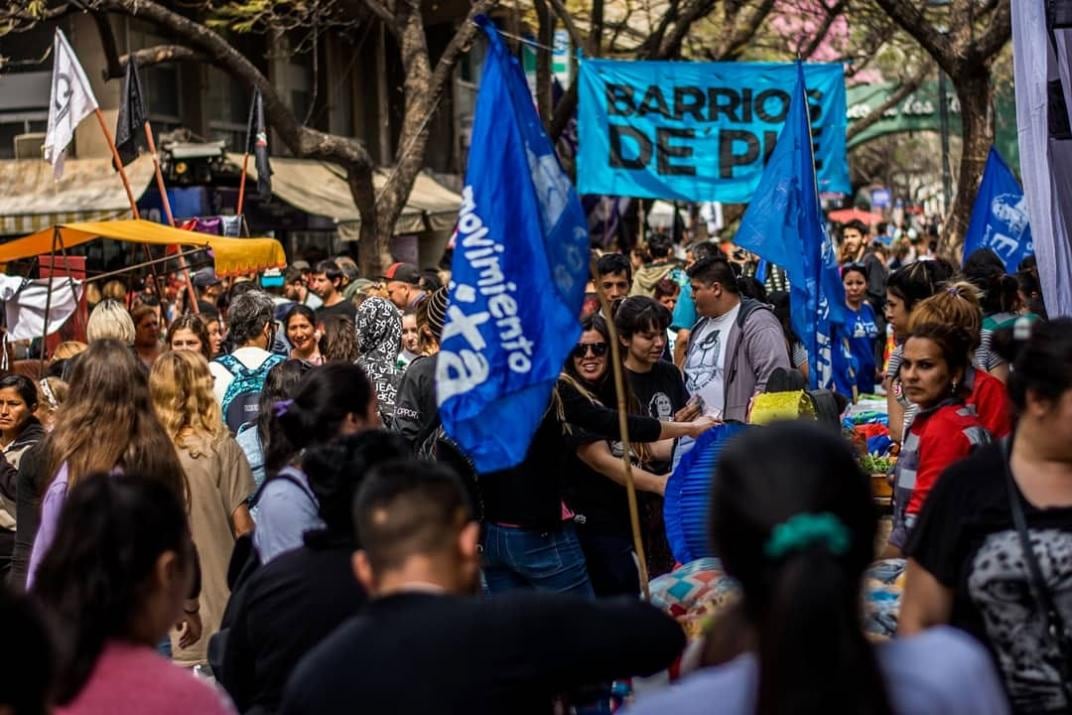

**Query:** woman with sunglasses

left=478, top=314, right=712, bottom=597
left=558, top=315, right=714, bottom=596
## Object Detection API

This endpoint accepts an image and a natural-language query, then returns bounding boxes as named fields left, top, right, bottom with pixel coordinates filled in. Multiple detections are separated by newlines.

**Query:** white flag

left=44, top=29, right=98, bottom=179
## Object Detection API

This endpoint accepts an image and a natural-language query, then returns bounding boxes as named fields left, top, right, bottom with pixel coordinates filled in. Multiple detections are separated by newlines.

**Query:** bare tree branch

left=871, top=0, right=952, bottom=69
left=428, top=0, right=497, bottom=100
left=800, top=0, right=846, bottom=59
left=546, top=0, right=592, bottom=55
left=716, top=0, right=776, bottom=60
left=975, top=0, right=1011, bottom=61
left=94, top=0, right=374, bottom=168
left=363, top=0, right=399, bottom=32
left=120, top=44, right=206, bottom=69
left=658, top=0, right=718, bottom=57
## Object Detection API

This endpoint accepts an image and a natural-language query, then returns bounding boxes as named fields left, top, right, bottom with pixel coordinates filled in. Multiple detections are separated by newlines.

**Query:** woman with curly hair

left=150, top=349, right=255, bottom=667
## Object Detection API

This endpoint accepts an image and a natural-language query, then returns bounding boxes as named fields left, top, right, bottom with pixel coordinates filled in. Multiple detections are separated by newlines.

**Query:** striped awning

left=0, top=156, right=155, bottom=236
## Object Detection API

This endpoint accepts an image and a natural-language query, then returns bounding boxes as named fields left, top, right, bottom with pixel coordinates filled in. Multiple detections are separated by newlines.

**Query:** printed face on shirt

left=169, top=327, right=204, bottom=356
left=885, top=290, right=910, bottom=337
left=622, top=327, right=666, bottom=368
left=900, top=336, right=959, bottom=408
left=572, top=329, right=608, bottom=383
left=598, top=272, right=630, bottom=303
left=684, top=326, right=721, bottom=394
left=967, top=528, right=1072, bottom=711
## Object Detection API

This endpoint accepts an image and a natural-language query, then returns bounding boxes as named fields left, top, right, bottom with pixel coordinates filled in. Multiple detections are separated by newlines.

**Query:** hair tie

left=38, top=379, right=58, bottom=410
left=764, top=512, right=850, bottom=560
left=946, top=285, right=959, bottom=297
left=272, top=399, right=294, bottom=418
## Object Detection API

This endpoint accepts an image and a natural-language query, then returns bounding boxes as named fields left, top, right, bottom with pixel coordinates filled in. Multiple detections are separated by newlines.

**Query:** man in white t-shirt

left=682, top=255, right=789, bottom=422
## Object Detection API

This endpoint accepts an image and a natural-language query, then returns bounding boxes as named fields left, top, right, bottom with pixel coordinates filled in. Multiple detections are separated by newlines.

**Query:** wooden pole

left=236, top=152, right=251, bottom=217
left=590, top=253, right=651, bottom=600
left=143, top=123, right=175, bottom=227
left=82, top=248, right=205, bottom=285
left=40, top=228, right=58, bottom=370
left=94, top=109, right=140, bottom=219
left=142, top=121, right=199, bottom=315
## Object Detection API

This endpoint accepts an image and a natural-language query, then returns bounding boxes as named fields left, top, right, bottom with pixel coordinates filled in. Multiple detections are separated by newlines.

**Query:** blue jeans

left=481, top=522, right=594, bottom=598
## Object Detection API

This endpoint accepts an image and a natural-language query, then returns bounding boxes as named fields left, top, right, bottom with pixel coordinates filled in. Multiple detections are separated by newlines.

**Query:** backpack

left=216, top=353, right=286, bottom=433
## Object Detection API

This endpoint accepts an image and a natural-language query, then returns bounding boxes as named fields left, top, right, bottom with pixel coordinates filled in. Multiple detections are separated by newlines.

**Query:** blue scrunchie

left=764, top=512, right=851, bottom=560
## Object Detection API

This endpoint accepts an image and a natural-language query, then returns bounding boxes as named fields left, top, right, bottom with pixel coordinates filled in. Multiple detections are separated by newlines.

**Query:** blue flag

left=733, top=61, right=847, bottom=390
left=963, top=147, right=1033, bottom=273
left=437, top=18, right=590, bottom=473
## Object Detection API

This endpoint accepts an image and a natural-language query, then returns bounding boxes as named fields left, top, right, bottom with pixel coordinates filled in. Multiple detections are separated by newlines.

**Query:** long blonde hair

left=43, top=340, right=185, bottom=498
left=149, top=350, right=225, bottom=450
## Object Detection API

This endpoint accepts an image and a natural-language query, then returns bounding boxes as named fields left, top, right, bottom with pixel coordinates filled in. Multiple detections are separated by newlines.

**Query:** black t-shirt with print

left=626, top=360, right=688, bottom=474
left=907, top=442, right=1072, bottom=714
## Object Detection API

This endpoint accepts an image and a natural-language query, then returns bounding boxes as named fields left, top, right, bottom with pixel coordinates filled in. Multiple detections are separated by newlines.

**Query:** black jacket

left=218, top=531, right=366, bottom=715
left=281, top=591, right=684, bottom=715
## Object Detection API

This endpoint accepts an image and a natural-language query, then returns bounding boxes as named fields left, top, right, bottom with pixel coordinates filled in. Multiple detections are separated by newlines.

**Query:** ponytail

left=268, top=363, right=374, bottom=474
left=757, top=549, right=890, bottom=715
left=710, top=422, right=893, bottom=715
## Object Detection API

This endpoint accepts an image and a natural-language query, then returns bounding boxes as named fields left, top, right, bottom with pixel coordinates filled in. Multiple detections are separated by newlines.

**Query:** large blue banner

left=578, top=60, right=850, bottom=202
left=734, top=61, right=847, bottom=391
left=437, top=18, right=589, bottom=474
left=963, top=146, right=1033, bottom=273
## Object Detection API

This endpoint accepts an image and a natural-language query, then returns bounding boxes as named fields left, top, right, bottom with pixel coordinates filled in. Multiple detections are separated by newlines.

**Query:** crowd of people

left=0, top=226, right=1068, bottom=715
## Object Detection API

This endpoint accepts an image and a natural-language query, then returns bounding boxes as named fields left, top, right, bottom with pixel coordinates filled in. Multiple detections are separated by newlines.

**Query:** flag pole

left=141, top=121, right=199, bottom=314
left=590, top=253, right=651, bottom=601
left=236, top=152, right=251, bottom=217
left=142, top=123, right=174, bottom=226
left=94, top=109, right=139, bottom=219
left=40, top=228, right=59, bottom=369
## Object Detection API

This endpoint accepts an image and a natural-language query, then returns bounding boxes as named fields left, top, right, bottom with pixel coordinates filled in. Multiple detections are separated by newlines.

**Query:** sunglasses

left=572, top=342, right=609, bottom=359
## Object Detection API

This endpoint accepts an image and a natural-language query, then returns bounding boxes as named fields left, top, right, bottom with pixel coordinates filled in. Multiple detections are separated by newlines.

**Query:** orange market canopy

left=0, top=219, right=286, bottom=277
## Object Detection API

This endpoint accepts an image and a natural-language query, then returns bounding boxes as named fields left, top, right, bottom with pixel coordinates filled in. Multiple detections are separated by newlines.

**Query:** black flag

left=114, top=57, right=147, bottom=169
left=245, top=89, right=272, bottom=198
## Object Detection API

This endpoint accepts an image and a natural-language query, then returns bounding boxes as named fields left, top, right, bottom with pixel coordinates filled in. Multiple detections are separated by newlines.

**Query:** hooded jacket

left=356, top=297, right=403, bottom=428
left=684, top=299, right=790, bottom=422
left=630, top=262, right=681, bottom=298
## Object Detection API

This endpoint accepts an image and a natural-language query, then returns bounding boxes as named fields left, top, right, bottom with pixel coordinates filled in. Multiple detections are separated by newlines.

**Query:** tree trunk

left=944, top=69, right=993, bottom=256
left=347, top=166, right=391, bottom=277
left=533, top=0, right=554, bottom=125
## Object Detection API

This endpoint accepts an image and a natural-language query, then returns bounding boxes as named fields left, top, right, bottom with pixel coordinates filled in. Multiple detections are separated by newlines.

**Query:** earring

left=951, top=378, right=958, bottom=394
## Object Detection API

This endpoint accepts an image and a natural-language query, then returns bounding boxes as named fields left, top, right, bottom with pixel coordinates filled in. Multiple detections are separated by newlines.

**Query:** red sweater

left=966, top=368, right=1012, bottom=439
